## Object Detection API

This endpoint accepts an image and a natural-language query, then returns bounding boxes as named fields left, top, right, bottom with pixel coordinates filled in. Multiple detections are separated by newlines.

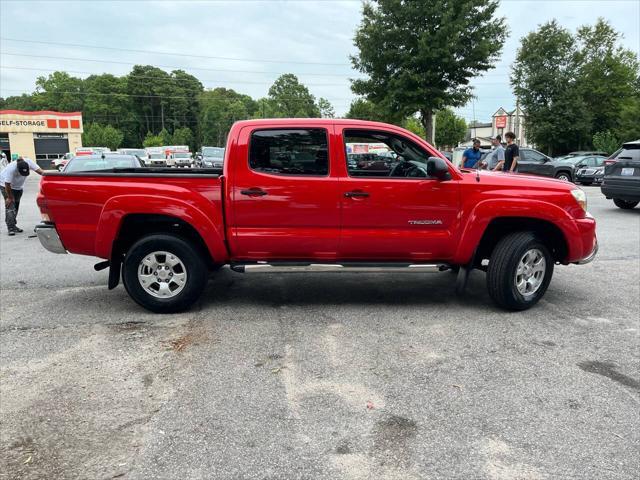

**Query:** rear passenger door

left=228, top=125, right=341, bottom=260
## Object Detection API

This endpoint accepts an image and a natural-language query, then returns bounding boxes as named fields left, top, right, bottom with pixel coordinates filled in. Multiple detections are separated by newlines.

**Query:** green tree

left=351, top=0, right=507, bottom=142
left=172, top=126, right=194, bottom=150
left=345, top=98, right=404, bottom=124
left=403, top=117, right=426, bottom=138
left=592, top=131, right=619, bottom=155
left=82, top=124, right=124, bottom=150
left=142, top=132, right=163, bottom=147
left=34, top=71, right=85, bottom=112
left=616, top=93, right=640, bottom=142
left=199, top=88, right=257, bottom=146
left=512, top=21, right=592, bottom=155
left=158, top=128, right=173, bottom=145
left=318, top=98, right=335, bottom=118
left=575, top=19, right=640, bottom=136
left=267, top=74, right=320, bottom=118
left=434, top=109, right=467, bottom=148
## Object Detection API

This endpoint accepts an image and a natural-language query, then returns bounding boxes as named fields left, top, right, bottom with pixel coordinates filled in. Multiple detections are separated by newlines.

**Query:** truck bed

left=39, top=169, right=225, bottom=259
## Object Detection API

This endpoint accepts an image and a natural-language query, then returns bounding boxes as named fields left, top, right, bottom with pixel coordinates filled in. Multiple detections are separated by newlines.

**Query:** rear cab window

left=249, top=129, right=329, bottom=176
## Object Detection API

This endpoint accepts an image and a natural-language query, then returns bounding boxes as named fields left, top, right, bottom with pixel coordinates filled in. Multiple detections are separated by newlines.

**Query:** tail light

left=36, top=189, right=51, bottom=222
left=604, top=158, right=617, bottom=166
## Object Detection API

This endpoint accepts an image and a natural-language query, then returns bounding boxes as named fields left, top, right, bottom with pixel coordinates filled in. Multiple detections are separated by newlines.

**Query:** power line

left=0, top=37, right=353, bottom=67
left=1, top=52, right=364, bottom=78
left=0, top=87, right=353, bottom=104
left=0, top=65, right=352, bottom=87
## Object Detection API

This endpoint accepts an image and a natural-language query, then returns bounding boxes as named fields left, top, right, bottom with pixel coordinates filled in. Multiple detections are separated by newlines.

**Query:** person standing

left=1, top=157, right=43, bottom=235
left=462, top=139, right=483, bottom=168
left=0, top=152, right=8, bottom=169
left=482, top=135, right=505, bottom=170
left=493, top=131, right=519, bottom=172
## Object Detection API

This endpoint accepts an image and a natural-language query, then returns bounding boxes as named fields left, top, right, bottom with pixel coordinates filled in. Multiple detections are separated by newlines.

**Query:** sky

left=0, top=0, right=639, bottom=123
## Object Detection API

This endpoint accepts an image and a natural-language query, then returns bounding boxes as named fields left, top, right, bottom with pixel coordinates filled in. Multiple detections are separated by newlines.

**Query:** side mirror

left=427, top=157, right=452, bottom=180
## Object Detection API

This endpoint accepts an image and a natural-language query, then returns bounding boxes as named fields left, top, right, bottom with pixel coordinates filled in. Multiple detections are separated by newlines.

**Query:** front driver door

left=337, top=127, right=460, bottom=262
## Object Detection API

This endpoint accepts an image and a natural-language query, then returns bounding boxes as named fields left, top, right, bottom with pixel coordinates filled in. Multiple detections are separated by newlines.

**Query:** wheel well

left=555, top=169, right=572, bottom=178
left=112, top=214, right=215, bottom=268
left=476, top=217, right=569, bottom=265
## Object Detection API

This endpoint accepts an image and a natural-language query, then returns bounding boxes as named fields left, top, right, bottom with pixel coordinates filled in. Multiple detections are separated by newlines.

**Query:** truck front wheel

left=486, top=232, right=554, bottom=310
left=122, top=234, right=208, bottom=313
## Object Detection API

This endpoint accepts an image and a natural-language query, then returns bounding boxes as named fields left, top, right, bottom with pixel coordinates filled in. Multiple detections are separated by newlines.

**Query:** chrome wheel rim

left=515, top=248, right=546, bottom=298
left=558, top=174, right=570, bottom=181
left=137, top=251, right=187, bottom=298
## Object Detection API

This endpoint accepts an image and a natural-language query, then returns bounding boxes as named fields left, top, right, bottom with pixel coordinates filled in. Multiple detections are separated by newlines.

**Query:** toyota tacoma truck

left=35, top=119, right=597, bottom=313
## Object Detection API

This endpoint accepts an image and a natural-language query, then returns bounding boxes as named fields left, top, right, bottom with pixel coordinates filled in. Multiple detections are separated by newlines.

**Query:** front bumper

left=576, top=174, right=603, bottom=184
left=35, top=223, right=67, bottom=254
left=574, top=240, right=598, bottom=265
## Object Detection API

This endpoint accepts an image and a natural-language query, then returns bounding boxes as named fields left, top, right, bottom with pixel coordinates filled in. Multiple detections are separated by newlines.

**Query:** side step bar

left=230, top=262, right=450, bottom=274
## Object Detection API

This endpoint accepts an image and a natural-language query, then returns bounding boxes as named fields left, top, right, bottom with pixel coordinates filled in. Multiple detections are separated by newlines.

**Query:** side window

left=584, top=157, right=597, bottom=167
left=249, top=129, right=328, bottom=176
left=344, top=129, right=434, bottom=179
left=594, top=157, right=605, bottom=167
left=526, top=150, right=546, bottom=163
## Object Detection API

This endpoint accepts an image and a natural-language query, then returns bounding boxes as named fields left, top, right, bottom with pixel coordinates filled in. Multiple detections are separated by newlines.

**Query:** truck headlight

left=571, top=189, right=587, bottom=212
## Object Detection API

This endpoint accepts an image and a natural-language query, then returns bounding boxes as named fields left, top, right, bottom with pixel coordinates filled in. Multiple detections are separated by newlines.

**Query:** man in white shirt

left=0, top=157, right=43, bottom=235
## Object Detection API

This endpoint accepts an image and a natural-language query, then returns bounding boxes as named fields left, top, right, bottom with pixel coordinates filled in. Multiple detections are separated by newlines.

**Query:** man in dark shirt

left=494, top=131, right=519, bottom=172
left=462, top=139, right=482, bottom=168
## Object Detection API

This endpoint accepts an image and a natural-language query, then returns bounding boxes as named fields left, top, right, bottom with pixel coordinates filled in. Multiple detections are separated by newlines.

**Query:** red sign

left=495, top=116, right=507, bottom=129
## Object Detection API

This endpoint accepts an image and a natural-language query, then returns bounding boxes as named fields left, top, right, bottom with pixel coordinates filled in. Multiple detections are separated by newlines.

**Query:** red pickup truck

left=35, top=119, right=597, bottom=312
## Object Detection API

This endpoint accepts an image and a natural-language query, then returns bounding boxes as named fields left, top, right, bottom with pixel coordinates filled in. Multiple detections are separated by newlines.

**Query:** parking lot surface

left=1, top=177, right=638, bottom=479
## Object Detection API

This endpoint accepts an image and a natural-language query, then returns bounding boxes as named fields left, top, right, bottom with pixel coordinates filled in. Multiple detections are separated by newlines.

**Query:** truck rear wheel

left=122, top=234, right=208, bottom=313
left=487, top=232, right=554, bottom=310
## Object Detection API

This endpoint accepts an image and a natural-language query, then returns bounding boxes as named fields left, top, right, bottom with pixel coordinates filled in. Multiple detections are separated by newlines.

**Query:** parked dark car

left=62, top=154, right=144, bottom=173
left=575, top=156, right=607, bottom=185
left=199, top=146, right=225, bottom=168
left=567, top=150, right=608, bottom=157
left=518, top=149, right=604, bottom=182
left=601, top=140, right=640, bottom=209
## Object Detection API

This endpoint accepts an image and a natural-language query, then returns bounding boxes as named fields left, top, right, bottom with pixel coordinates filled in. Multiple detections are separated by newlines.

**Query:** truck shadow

left=198, top=268, right=492, bottom=310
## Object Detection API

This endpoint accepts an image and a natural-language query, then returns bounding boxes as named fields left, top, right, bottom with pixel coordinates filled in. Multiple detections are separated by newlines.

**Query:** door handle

left=240, top=188, right=267, bottom=197
left=344, top=191, right=370, bottom=198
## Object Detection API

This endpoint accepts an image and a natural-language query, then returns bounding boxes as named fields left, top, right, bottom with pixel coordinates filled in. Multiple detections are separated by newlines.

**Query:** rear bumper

left=601, top=180, right=640, bottom=201
left=35, top=223, right=67, bottom=254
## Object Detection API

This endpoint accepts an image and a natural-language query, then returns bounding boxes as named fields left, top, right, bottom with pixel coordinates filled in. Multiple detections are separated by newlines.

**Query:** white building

left=461, top=106, right=529, bottom=148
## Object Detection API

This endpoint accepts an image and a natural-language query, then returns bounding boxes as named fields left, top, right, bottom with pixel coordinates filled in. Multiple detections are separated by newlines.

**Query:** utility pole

left=472, top=99, right=477, bottom=139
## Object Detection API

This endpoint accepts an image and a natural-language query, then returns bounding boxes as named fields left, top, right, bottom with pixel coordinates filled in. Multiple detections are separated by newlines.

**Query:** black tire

left=555, top=172, right=571, bottom=182
left=122, top=234, right=208, bottom=313
left=487, top=232, right=554, bottom=311
left=613, top=198, right=639, bottom=209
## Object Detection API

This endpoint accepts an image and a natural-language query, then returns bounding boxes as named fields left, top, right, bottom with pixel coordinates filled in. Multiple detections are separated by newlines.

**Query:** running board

left=230, top=262, right=450, bottom=274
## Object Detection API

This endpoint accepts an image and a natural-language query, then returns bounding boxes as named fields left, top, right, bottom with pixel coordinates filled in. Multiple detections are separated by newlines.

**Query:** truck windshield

left=173, top=153, right=191, bottom=158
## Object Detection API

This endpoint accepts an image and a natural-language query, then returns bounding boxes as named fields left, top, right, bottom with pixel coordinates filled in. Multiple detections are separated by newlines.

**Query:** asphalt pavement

left=1, top=176, right=638, bottom=480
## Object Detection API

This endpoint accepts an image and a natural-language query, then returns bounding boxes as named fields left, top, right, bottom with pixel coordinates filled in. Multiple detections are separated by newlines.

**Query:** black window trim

left=343, top=128, right=439, bottom=180
left=248, top=127, right=330, bottom=177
